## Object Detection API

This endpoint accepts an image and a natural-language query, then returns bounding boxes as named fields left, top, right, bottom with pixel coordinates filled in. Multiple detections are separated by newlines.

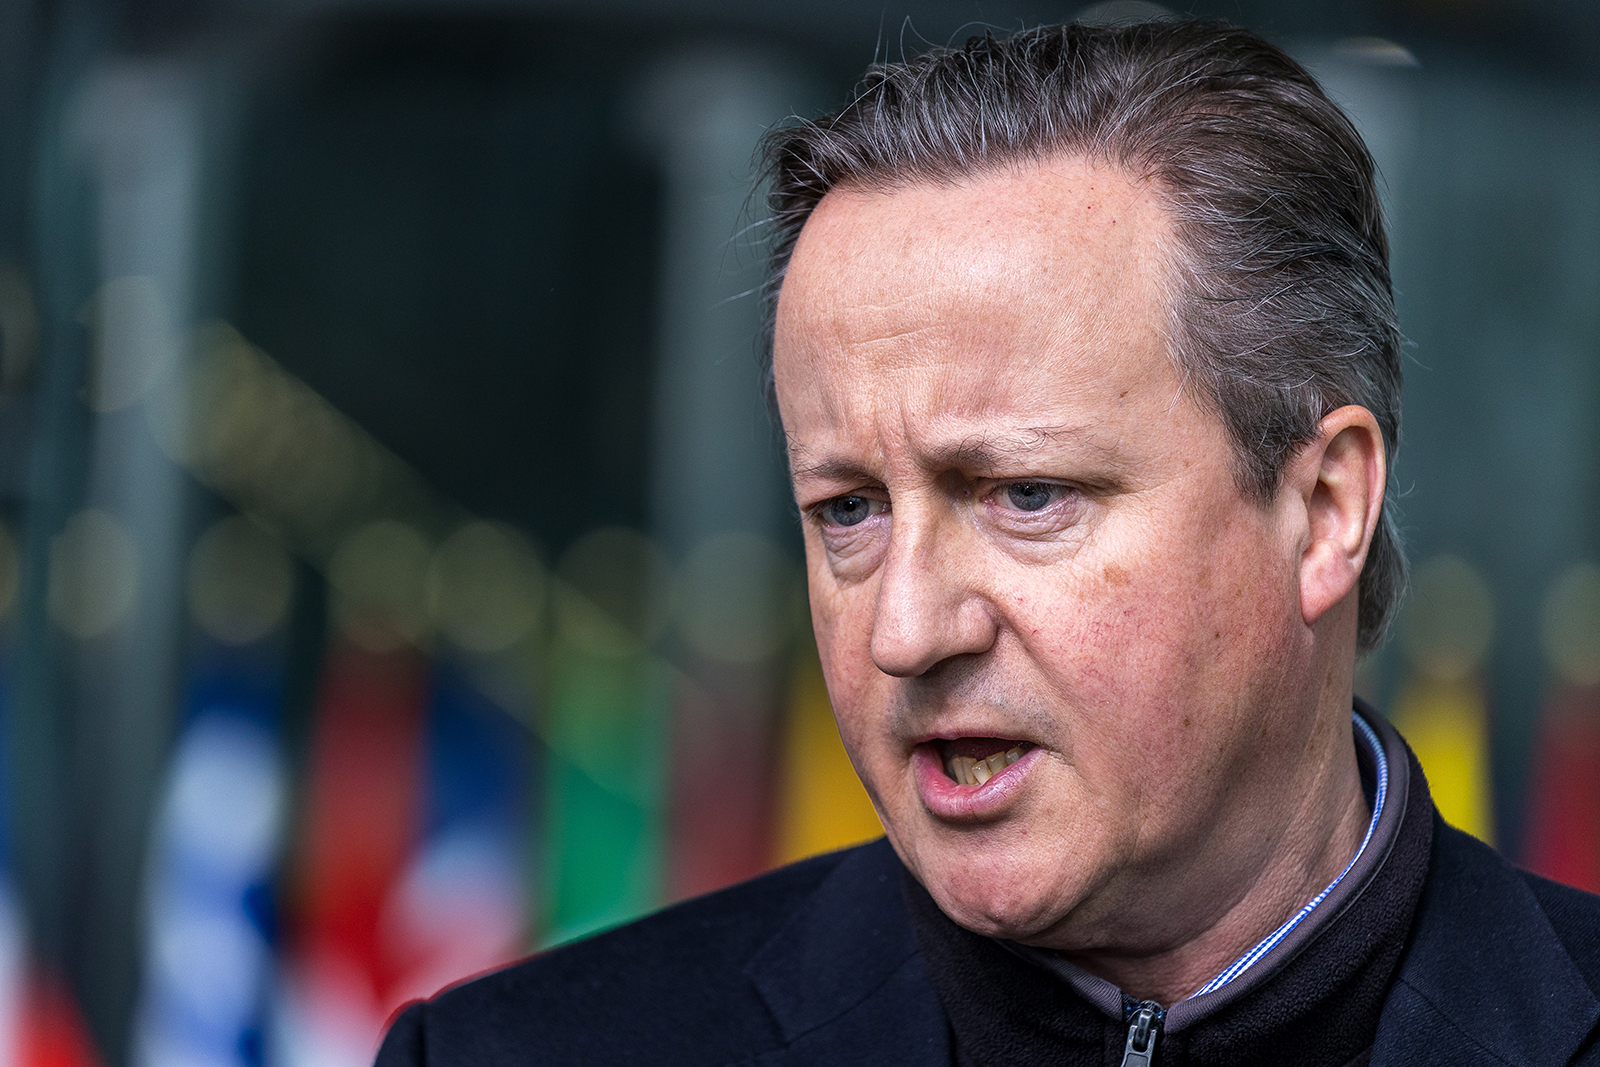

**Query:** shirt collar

left=1006, top=705, right=1407, bottom=1031
left=1188, top=711, right=1389, bottom=997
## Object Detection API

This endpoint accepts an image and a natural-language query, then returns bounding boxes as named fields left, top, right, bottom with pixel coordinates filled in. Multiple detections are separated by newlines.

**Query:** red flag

left=19, top=970, right=102, bottom=1067
left=279, top=639, right=427, bottom=1061
left=1524, top=684, right=1600, bottom=893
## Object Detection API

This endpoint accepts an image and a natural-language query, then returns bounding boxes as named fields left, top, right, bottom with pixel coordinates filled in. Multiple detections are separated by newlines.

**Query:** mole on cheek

left=1102, top=564, right=1130, bottom=588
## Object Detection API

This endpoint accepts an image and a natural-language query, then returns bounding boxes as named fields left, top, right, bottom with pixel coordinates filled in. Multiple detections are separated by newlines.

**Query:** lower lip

left=913, top=743, right=1041, bottom=821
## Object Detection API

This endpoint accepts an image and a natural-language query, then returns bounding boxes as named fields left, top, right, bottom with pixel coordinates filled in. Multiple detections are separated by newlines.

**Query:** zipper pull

left=1118, top=1000, right=1163, bottom=1067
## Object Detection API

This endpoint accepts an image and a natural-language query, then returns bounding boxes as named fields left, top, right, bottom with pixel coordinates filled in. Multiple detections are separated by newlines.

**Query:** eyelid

left=808, top=491, right=890, bottom=527
left=801, top=486, right=887, bottom=510
left=992, top=478, right=1071, bottom=494
left=987, top=479, right=1078, bottom=514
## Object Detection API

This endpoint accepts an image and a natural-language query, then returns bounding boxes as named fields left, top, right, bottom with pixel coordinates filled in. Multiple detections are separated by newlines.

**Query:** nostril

left=870, top=535, right=1000, bottom=676
left=870, top=613, right=999, bottom=678
left=869, top=619, right=940, bottom=678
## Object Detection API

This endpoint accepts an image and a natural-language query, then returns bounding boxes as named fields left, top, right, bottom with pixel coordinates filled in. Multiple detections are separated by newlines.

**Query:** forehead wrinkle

left=837, top=329, right=952, bottom=374
left=902, top=419, right=1120, bottom=475
left=788, top=415, right=1125, bottom=488
left=929, top=426, right=1087, bottom=468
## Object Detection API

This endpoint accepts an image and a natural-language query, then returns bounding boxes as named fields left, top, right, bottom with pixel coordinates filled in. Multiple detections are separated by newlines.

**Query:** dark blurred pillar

left=631, top=49, right=816, bottom=899
left=11, top=0, right=105, bottom=1038
left=29, top=53, right=210, bottom=1063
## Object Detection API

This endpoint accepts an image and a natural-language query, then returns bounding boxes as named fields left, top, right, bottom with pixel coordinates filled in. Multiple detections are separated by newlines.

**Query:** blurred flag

left=275, top=640, right=427, bottom=1066
left=1523, top=684, right=1600, bottom=892
left=667, top=674, right=777, bottom=901
left=133, top=656, right=286, bottom=1067
left=17, top=971, right=103, bottom=1067
left=1525, top=563, right=1600, bottom=890
left=542, top=639, right=669, bottom=945
left=275, top=642, right=530, bottom=1065
left=379, top=664, right=528, bottom=1007
left=1393, top=555, right=1496, bottom=844
left=666, top=533, right=797, bottom=901
left=1391, top=674, right=1495, bottom=843
left=772, top=652, right=881, bottom=866
left=543, top=529, right=671, bottom=946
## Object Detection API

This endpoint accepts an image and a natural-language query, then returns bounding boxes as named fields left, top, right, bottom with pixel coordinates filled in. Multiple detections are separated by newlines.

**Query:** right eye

left=819, top=495, right=884, bottom=528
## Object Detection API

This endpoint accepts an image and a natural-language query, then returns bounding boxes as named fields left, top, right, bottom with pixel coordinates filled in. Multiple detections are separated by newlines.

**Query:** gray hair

left=761, top=19, right=1406, bottom=652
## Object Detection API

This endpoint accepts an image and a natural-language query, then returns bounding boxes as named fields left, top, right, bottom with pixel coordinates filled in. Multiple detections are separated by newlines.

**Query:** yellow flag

left=773, top=655, right=884, bottom=865
left=1391, top=674, right=1494, bottom=844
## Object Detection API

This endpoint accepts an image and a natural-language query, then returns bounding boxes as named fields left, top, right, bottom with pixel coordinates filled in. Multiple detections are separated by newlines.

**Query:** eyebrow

left=927, top=427, right=1091, bottom=472
left=788, top=424, right=1109, bottom=482
left=789, top=457, right=875, bottom=483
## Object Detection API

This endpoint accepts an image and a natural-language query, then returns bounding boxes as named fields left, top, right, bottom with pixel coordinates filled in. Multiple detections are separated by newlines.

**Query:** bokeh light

left=426, top=522, right=543, bottom=655
left=675, top=533, right=796, bottom=665
left=46, top=508, right=140, bottom=640
left=1400, top=554, right=1496, bottom=682
left=1542, top=563, right=1600, bottom=687
left=327, top=521, right=433, bottom=652
left=186, top=515, right=295, bottom=646
left=554, top=527, right=671, bottom=658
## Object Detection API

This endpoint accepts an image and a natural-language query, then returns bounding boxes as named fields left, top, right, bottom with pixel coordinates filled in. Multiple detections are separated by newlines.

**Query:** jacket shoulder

left=1375, top=818, right=1600, bottom=1066
left=376, top=839, right=926, bottom=1067
left=1521, top=869, right=1600, bottom=1002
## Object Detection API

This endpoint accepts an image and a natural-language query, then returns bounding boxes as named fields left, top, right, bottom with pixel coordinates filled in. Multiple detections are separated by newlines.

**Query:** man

left=378, top=20, right=1600, bottom=1067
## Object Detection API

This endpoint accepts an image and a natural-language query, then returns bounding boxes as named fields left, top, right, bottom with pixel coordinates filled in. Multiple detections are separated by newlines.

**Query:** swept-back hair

left=761, top=19, right=1406, bottom=651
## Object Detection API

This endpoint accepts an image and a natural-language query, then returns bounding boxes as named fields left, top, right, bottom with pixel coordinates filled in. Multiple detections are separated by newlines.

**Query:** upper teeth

left=946, top=745, right=1025, bottom=786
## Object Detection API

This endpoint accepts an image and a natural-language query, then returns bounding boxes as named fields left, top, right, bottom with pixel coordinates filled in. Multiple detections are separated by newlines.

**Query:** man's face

left=773, top=159, right=1327, bottom=954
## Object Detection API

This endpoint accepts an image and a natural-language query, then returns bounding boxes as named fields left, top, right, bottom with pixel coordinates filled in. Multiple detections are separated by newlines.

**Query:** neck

left=1060, top=705, right=1370, bottom=1006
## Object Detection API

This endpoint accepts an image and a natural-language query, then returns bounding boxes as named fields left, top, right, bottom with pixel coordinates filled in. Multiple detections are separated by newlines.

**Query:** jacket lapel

left=1373, top=818, right=1600, bottom=1066
left=743, top=839, right=950, bottom=1066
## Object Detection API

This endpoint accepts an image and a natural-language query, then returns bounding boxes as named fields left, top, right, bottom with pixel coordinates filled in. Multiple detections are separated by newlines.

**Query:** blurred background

left=0, top=0, right=1594, bottom=1062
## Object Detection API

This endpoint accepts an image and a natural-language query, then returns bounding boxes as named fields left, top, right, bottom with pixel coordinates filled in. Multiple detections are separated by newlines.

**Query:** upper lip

left=910, top=727, right=1037, bottom=746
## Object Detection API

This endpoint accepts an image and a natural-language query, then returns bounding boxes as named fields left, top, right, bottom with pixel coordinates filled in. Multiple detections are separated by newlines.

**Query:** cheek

left=1015, top=521, right=1297, bottom=758
left=1052, top=511, right=1290, bottom=667
left=808, top=564, right=856, bottom=672
left=807, top=559, right=881, bottom=729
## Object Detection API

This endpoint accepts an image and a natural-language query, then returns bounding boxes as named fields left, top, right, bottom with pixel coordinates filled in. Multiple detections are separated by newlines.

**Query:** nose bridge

left=870, top=497, right=993, bottom=678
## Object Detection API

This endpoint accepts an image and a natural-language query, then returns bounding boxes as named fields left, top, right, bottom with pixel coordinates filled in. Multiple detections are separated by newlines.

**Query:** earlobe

left=1297, top=406, right=1385, bottom=629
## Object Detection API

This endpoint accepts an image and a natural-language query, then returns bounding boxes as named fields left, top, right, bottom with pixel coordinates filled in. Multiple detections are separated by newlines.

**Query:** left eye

left=1002, top=482, right=1061, bottom=512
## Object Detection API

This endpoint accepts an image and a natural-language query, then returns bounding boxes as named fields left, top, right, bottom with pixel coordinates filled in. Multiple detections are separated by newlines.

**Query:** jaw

left=895, top=807, right=1117, bottom=942
left=879, top=741, right=1127, bottom=943
left=898, top=796, right=1239, bottom=959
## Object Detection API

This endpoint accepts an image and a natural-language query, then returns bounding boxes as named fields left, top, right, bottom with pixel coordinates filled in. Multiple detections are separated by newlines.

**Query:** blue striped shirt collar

left=1003, top=710, right=1393, bottom=1022
left=1189, top=711, right=1388, bottom=997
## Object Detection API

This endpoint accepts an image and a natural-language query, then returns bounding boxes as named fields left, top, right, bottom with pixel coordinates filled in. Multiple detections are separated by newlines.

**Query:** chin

left=913, top=841, right=1084, bottom=941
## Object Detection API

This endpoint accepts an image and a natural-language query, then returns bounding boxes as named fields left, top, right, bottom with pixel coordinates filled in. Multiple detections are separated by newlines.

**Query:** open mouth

left=939, top=737, right=1034, bottom=786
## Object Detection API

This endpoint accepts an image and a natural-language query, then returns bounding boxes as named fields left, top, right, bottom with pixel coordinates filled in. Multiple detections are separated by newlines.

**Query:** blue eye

left=821, top=496, right=875, bottom=527
left=1004, top=482, right=1058, bottom=512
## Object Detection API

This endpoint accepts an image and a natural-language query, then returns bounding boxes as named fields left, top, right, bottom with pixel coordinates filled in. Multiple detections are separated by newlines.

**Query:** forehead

left=785, top=157, right=1170, bottom=304
left=773, top=157, right=1181, bottom=453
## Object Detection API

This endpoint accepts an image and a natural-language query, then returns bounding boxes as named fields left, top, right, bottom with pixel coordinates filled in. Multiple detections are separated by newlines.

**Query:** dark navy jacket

left=377, top=818, right=1600, bottom=1066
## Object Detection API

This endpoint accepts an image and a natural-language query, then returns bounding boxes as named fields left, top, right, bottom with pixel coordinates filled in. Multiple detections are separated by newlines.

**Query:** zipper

left=1118, top=1000, right=1163, bottom=1067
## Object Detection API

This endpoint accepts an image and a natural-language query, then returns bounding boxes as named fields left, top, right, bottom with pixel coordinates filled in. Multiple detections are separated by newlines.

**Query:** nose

left=869, top=513, right=997, bottom=677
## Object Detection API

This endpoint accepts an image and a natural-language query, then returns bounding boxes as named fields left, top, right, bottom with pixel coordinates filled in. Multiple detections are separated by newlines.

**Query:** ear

left=1290, top=405, right=1386, bottom=629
